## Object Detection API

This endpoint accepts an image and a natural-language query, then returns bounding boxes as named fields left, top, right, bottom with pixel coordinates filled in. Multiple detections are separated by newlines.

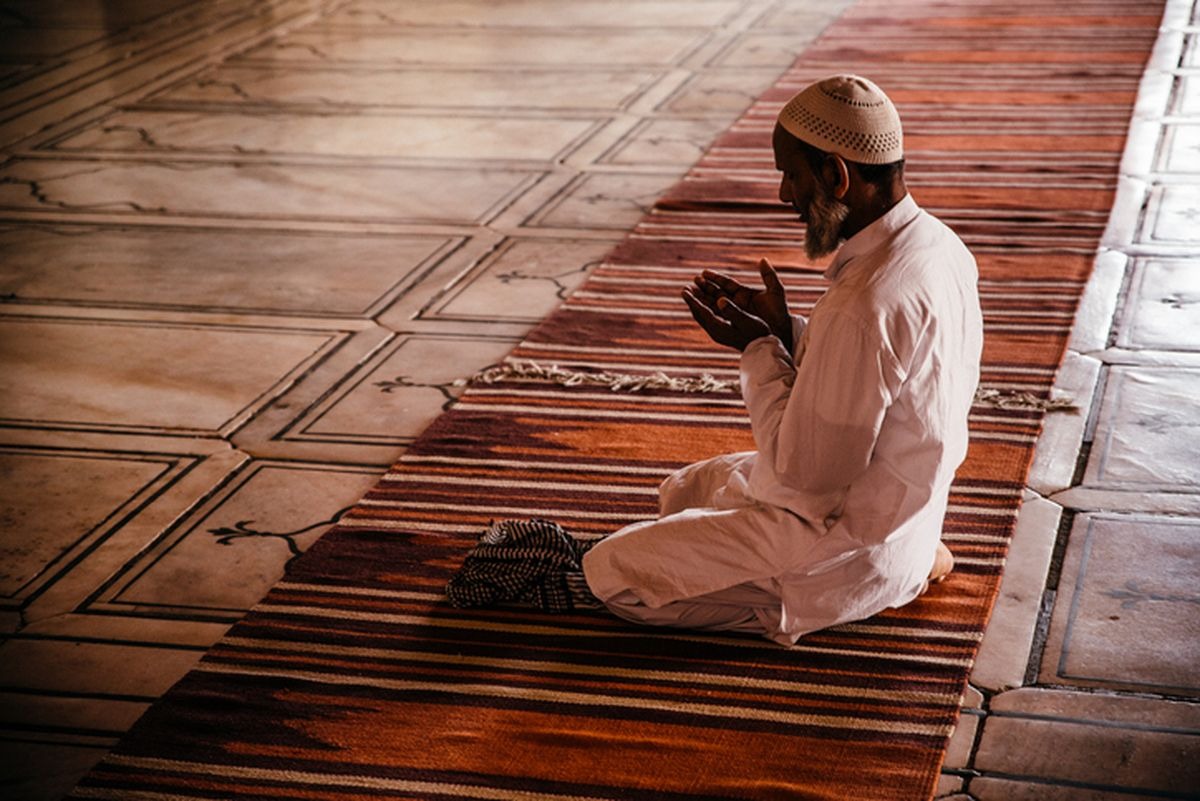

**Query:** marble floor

left=0, top=1, right=1196, bottom=799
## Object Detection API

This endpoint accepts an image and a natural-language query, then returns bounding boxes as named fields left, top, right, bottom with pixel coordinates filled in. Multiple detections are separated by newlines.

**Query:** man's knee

left=658, top=452, right=753, bottom=516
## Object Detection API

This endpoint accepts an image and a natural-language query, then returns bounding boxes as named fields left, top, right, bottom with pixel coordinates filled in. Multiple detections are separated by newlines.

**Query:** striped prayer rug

left=70, top=1, right=1165, bottom=799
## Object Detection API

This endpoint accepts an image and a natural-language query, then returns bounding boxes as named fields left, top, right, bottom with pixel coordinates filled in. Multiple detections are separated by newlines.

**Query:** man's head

left=773, top=75, right=906, bottom=259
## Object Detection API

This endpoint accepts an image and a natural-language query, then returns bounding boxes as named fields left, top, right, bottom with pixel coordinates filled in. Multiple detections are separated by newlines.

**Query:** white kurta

left=583, top=195, right=983, bottom=645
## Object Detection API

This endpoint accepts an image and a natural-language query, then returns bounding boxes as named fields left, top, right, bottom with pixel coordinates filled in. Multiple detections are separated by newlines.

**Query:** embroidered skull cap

left=777, top=74, right=903, bottom=165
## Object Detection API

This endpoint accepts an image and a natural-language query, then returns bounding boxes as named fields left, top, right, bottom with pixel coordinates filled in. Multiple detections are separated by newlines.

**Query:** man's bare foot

left=919, top=541, right=954, bottom=596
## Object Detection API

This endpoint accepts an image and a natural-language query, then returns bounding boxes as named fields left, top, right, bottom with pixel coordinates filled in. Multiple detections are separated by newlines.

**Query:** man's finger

left=692, top=275, right=722, bottom=300
left=701, top=269, right=750, bottom=295
left=683, top=288, right=731, bottom=336
left=758, top=258, right=786, bottom=295
left=716, top=296, right=768, bottom=335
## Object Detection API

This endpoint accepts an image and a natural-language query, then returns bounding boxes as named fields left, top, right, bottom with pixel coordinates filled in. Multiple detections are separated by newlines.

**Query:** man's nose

left=778, top=177, right=791, bottom=204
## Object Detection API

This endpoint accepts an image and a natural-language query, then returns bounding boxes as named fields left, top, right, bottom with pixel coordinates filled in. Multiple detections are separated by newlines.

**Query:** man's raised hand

left=691, top=259, right=793, bottom=351
left=682, top=286, right=771, bottom=352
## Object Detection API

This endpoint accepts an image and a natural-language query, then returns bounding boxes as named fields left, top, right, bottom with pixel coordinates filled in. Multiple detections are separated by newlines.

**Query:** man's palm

left=696, top=259, right=792, bottom=351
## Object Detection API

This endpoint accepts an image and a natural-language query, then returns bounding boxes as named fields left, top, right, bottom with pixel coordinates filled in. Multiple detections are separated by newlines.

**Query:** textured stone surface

left=1039, top=514, right=1200, bottom=695
left=1085, top=366, right=1200, bottom=488
left=976, top=688, right=1200, bottom=796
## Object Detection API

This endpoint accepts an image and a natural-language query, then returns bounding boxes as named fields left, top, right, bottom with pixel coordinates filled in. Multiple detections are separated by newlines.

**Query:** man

left=578, top=74, right=983, bottom=645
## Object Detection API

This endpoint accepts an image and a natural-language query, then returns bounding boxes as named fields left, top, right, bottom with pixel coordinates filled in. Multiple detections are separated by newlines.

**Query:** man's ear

left=827, top=154, right=851, bottom=200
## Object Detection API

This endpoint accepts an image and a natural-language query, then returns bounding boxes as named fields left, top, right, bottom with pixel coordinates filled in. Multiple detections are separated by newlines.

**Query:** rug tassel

left=458, top=360, right=1078, bottom=412
left=457, top=360, right=737, bottom=394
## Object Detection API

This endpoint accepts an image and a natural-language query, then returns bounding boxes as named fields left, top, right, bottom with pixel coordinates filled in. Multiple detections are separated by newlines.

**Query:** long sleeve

left=739, top=310, right=906, bottom=520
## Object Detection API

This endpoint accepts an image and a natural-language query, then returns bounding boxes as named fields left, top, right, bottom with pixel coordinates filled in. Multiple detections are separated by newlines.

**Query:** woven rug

left=70, top=1, right=1164, bottom=799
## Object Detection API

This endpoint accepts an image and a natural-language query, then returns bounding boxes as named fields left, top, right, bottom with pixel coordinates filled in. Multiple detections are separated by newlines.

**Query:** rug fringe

left=458, top=359, right=737, bottom=394
left=458, top=360, right=1078, bottom=412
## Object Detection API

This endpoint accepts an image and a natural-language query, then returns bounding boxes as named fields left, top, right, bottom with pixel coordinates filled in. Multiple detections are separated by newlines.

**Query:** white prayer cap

left=777, top=75, right=903, bottom=165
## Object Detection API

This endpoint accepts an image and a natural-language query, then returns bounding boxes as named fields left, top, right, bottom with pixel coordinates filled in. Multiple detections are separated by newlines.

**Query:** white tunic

left=583, top=195, right=983, bottom=645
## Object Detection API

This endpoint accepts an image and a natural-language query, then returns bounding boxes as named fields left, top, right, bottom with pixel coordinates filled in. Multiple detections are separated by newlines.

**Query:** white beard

left=804, top=183, right=850, bottom=261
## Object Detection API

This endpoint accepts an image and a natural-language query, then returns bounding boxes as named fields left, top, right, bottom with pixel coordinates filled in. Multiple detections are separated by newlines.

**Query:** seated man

left=579, top=74, right=983, bottom=645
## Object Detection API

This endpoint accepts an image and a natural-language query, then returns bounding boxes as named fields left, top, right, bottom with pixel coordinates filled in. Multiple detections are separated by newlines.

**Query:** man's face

left=772, top=124, right=849, bottom=260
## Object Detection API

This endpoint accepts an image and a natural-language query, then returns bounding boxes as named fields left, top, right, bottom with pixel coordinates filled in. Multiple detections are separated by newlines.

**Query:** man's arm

left=740, top=311, right=905, bottom=497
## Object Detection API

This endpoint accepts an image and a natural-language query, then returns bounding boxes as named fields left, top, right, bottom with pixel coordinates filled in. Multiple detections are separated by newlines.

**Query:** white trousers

left=585, top=453, right=782, bottom=637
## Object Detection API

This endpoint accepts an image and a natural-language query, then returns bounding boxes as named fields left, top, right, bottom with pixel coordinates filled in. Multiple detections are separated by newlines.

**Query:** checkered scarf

left=446, top=519, right=600, bottom=613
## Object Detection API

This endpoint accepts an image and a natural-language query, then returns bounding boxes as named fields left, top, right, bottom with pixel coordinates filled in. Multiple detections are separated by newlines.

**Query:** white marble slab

left=1039, top=513, right=1200, bottom=695
left=0, top=449, right=176, bottom=599
left=52, top=110, right=601, bottom=163
left=0, top=225, right=454, bottom=314
left=0, top=317, right=338, bottom=434
left=529, top=172, right=685, bottom=230
left=1085, top=366, right=1200, bottom=488
left=0, top=158, right=538, bottom=225
left=240, top=28, right=708, bottom=67
left=157, top=65, right=660, bottom=111
left=296, top=334, right=519, bottom=443
left=326, top=0, right=742, bottom=28
left=1116, top=257, right=1200, bottom=351
left=600, top=118, right=731, bottom=166
left=104, top=462, right=380, bottom=614
left=424, top=237, right=616, bottom=323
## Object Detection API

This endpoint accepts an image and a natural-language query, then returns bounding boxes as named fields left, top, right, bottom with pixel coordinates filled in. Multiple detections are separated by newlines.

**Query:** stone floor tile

left=156, top=64, right=660, bottom=111
left=0, top=316, right=342, bottom=435
left=20, top=614, right=229, bottom=649
left=944, top=709, right=981, bottom=770
left=286, top=333, right=520, bottom=447
left=0, top=448, right=188, bottom=610
left=528, top=172, right=685, bottom=230
left=1159, top=124, right=1200, bottom=174
left=0, top=691, right=149, bottom=734
left=599, top=118, right=732, bottom=167
left=0, top=3, right=306, bottom=149
left=326, top=0, right=743, bottom=29
left=971, top=776, right=1170, bottom=801
left=933, top=775, right=964, bottom=798
left=1038, top=513, right=1200, bottom=695
left=0, top=740, right=112, bottom=801
left=1068, top=250, right=1126, bottom=355
left=51, top=110, right=603, bottom=164
left=1049, top=486, right=1200, bottom=516
left=238, top=28, right=709, bottom=67
left=1102, top=176, right=1150, bottom=251
left=88, top=461, right=382, bottom=618
left=975, top=689, right=1200, bottom=795
left=990, top=687, right=1200, bottom=727
left=0, top=225, right=457, bottom=316
left=1119, top=118, right=1163, bottom=178
left=374, top=230, right=531, bottom=335
left=656, top=69, right=782, bottom=117
left=421, top=238, right=619, bottom=324
left=1116, top=257, right=1200, bottom=351
left=1138, top=182, right=1200, bottom=246
left=709, top=31, right=818, bottom=67
left=1185, top=33, right=1199, bottom=67
left=1026, top=353, right=1100, bottom=496
left=0, top=158, right=539, bottom=226
left=751, top=5, right=846, bottom=30
left=0, top=26, right=106, bottom=59
left=12, top=448, right=249, bottom=626
left=0, top=0, right=194, bottom=29
left=1096, top=347, right=1200, bottom=367
left=970, top=492, right=1061, bottom=693
left=0, top=639, right=205, bottom=697
left=1083, top=366, right=1200, bottom=489
left=1176, top=75, right=1200, bottom=116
